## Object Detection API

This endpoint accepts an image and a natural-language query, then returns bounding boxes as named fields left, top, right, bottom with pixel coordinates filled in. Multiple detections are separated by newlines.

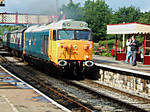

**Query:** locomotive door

left=48, top=29, right=56, bottom=61
left=49, top=29, right=53, bottom=60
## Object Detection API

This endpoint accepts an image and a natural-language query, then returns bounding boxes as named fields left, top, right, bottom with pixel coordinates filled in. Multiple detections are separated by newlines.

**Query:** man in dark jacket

left=130, top=36, right=139, bottom=66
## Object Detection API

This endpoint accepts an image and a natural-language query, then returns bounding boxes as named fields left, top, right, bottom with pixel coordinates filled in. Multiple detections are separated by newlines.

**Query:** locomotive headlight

left=90, top=44, right=92, bottom=48
left=67, top=23, right=71, bottom=26
left=57, top=43, right=60, bottom=47
left=73, top=45, right=77, bottom=49
left=86, top=56, right=89, bottom=59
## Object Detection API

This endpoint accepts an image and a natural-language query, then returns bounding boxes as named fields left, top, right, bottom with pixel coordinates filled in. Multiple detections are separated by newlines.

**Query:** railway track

left=0, top=55, right=93, bottom=111
left=0, top=52, right=149, bottom=111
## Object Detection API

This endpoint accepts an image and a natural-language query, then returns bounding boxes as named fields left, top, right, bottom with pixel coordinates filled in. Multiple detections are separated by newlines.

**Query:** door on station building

left=144, top=35, right=150, bottom=65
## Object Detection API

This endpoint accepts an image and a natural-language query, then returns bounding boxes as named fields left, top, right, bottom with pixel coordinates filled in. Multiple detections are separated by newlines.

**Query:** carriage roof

left=10, top=28, right=26, bottom=34
left=25, top=19, right=90, bottom=32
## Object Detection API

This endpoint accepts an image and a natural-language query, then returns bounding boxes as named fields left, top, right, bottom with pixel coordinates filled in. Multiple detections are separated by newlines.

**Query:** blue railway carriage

left=9, top=29, right=26, bottom=56
left=2, top=33, right=10, bottom=49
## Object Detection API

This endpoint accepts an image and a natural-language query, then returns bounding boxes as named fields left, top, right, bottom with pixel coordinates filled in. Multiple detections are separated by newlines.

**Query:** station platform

left=93, top=55, right=150, bottom=75
left=0, top=65, right=70, bottom=112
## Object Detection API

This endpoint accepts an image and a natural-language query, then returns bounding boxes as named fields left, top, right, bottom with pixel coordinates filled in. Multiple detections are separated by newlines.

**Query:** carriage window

left=42, top=35, right=48, bottom=54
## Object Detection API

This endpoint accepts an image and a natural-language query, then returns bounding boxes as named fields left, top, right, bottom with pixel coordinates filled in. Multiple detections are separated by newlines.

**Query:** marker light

left=67, top=23, right=70, bottom=26
left=80, top=23, right=83, bottom=27
left=90, top=44, right=92, bottom=48
left=57, top=43, right=60, bottom=47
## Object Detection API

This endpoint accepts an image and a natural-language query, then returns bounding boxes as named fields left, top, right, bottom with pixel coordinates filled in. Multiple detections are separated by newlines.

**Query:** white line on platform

left=3, top=96, right=19, bottom=112
left=0, top=65, right=71, bottom=112
left=95, top=63, right=150, bottom=77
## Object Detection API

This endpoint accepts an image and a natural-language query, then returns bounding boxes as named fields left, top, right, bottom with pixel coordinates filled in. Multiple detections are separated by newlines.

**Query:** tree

left=61, top=2, right=83, bottom=20
left=0, top=25, right=25, bottom=36
left=83, top=0, right=113, bottom=42
left=114, top=6, right=141, bottom=24
left=138, top=11, right=150, bottom=24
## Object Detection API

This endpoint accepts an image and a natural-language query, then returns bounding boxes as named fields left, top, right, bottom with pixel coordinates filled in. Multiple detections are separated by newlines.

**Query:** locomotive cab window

left=58, top=30, right=91, bottom=40
left=76, top=30, right=91, bottom=40
left=58, top=30, right=74, bottom=40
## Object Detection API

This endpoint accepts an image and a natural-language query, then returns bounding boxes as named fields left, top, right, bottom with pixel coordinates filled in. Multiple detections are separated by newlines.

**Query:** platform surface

left=93, top=55, right=150, bottom=74
left=0, top=66, right=69, bottom=112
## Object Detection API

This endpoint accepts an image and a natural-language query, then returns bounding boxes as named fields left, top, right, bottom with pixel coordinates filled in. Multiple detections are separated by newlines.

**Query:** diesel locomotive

left=2, top=19, right=94, bottom=77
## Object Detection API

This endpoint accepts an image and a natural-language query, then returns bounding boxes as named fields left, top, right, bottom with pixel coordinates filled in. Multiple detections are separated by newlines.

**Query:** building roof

left=107, top=22, right=150, bottom=34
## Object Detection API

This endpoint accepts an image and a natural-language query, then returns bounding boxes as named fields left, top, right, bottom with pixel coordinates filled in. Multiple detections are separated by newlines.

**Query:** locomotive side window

left=53, top=30, right=56, bottom=40
left=42, top=35, right=48, bottom=54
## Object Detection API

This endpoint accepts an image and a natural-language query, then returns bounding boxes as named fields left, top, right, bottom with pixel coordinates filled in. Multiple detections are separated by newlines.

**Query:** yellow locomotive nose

left=56, top=40, right=92, bottom=62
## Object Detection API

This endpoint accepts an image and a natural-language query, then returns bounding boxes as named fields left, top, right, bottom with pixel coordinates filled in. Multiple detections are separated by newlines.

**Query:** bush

left=102, top=53, right=111, bottom=57
left=98, top=39, right=122, bottom=48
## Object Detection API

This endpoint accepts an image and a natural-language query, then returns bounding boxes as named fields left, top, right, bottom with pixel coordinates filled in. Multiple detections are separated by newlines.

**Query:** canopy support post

left=115, top=34, right=118, bottom=60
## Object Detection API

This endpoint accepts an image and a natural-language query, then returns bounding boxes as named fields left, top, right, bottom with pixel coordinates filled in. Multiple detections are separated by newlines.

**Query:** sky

left=0, top=0, right=150, bottom=15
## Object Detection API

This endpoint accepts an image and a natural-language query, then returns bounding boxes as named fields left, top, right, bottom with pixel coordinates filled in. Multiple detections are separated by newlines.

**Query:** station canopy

left=107, top=22, right=150, bottom=34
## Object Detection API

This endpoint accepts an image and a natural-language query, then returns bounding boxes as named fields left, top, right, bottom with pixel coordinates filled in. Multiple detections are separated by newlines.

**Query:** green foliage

left=98, top=39, right=115, bottom=46
left=136, top=36, right=144, bottom=46
left=102, top=53, right=111, bottom=57
left=98, top=39, right=123, bottom=48
left=114, top=6, right=141, bottom=24
left=83, top=0, right=113, bottom=42
left=0, top=25, right=25, bottom=35
left=138, top=12, right=150, bottom=24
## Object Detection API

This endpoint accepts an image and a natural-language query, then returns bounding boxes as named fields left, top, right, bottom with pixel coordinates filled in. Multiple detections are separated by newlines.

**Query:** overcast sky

left=0, top=0, right=150, bottom=14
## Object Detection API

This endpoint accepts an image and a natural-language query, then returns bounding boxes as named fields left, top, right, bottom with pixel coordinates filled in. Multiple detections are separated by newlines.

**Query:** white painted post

left=123, top=34, right=125, bottom=48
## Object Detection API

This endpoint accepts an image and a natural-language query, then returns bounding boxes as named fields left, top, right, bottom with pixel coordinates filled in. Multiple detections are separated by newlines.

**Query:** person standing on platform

left=125, top=38, right=132, bottom=64
left=130, top=36, right=139, bottom=66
